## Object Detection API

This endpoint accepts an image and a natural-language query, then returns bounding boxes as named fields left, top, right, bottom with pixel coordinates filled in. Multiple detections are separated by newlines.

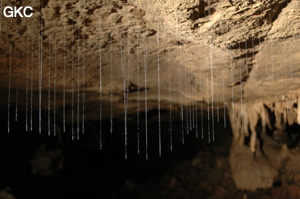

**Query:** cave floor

left=0, top=116, right=300, bottom=199
left=130, top=143, right=300, bottom=199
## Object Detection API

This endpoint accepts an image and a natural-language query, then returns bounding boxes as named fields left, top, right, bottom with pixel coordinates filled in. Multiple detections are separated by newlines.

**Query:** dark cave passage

left=0, top=107, right=232, bottom=199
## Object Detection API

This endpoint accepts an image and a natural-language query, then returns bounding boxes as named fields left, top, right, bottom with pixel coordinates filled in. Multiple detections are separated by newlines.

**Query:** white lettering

left=3, top=6, right=13, bottom=18
left=14, top=6, right=24, bottom=17
left=23, top=6, right=33, bottom=18
left=3, top=6, right=33, bottom=18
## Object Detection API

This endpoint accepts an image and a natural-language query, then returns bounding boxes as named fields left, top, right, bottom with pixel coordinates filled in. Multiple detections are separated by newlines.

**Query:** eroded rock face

left=0, top=0, right=299, bottom=113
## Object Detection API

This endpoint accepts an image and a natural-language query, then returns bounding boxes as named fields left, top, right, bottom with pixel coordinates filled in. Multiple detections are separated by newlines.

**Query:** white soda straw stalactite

left=39, top=0, right=43, bottom=134
left=77, top=30, right=81, bottom=140
left=198, top=0, right=205, bottom=140
left=181, top=46, right=188, bottom=135
left=71, top=22, right=75, bottom=141
left=216, top=76, right=219, bottom=123
left=126, top=35, right=131, bottom=158
left=82, top=40, right=85, bottom=135
left=230, top=45, right=234, bottom=117
left=188, top=58, right=192, bottom=133
left=201, top=99, right=204, bottom=139
left=15, top=5, right=20, bottom=123
left=179, top=50, right=184, bottom=144
left=239, top=43, right=244, bottom=134
left=283, top=41, right=288, bottom=118
left=188, top=67, right=192, bottom=133
left=7, top=36, right=12, bottom=133
left=220, top=0, right=226, bottom=128
left=209, top=43, right=214, bottom=142
left=120, top=38, right=124, bottom=155
left=0, top=0, right=2, bottom=34
left=168, top=46, right=173, bottom=151
left=30, top=35, right=34, bottom=131
left=48, top=32, right=51, bottom=136
left=184, top=54, right=190, bottom=135
left=63, top=24, right=66, bottom=133
left=222, top=47, right=226, bottom=128
left=121, top=37, right=128, bottom=160
left=195, top=87, right=199, bottom=138
left=144, top=36, right=148, bottom=160
left=26, top=22, right=30, bottom=132
left=190, top=63, right=195, bottom=131
left=245, top=40, right=249, bottom=74
left=157, top=22, right=162, bottom=156
left=265, top=39, right=269, bottom=75
left=136, top=36, right=140, bottom=154
left=71, top=42, right=75, bottom=141
left=270, top=38, right=274, bottom=79
left=226, top=17, right=234, bottom=117
left=289, top=39, right=293, bottom=79
left=175, top=9, right=184, bottom=144
left=192, top=81, right=196, bottom=131
left=82, top=2, right=86, bottom=135
left=15, top=52, right=19, bottom=122
left=110, top=33, right=113, bottom=134
left=53, top=28, right=57, bottom=137
left=207, top=78, right=210, bottom=143
left=98, top=18, right=103, bottom=149
left=208, top=4, right=215, bottom=142
left=199, top=39, right=204, bottom=139
left=199, top=14, right=204, bottom=139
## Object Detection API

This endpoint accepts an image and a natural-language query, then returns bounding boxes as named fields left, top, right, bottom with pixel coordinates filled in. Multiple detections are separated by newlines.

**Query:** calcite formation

left=230, top=97, right=300, bottom=190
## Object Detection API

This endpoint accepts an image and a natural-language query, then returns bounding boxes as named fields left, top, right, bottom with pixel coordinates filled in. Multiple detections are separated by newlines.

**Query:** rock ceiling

left=0, top=0, right=299, bottom=119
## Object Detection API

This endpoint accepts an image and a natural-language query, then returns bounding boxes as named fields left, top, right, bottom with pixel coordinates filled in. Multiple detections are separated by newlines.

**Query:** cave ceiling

left=0, top=0, right=299, bottom=120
